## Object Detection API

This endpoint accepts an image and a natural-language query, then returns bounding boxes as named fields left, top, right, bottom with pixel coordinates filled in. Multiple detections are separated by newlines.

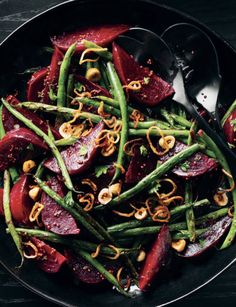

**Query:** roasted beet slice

left=75, top=75, right=111, bottom=97
left=10, top=174, right=33, bottom=225
left=139, top=225, right=171, bottom=291
left=112, top=43, right=174, bottom=107
left=159, top=141, right=217, bottom=178
left=27, top=67, right=48, bottom=102
left=223, top=109, right=236, bottom=146
left=65, top=250, right=117, bottom=284
left=44, top=121, right=104, bottom=175
left=51, top=24, right=129, bottom=53
left=41, top=176, right=80, bottom=235
left=30, top=237, right=66, bottom=273
left=180, top=216, right=231, bottom=258
left=42, top=47, right=64, bottom=104
left=0, top=188, right=3, bottom=216
left=125, top=145, right=157, bottom=184
left=2, top=96, right=61, bottom=139
left=0, top=128, right=48, bottom=172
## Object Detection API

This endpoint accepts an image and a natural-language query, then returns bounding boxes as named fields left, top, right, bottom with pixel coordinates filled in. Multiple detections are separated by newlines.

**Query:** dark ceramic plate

left=0, top=0, right=236, bottom=306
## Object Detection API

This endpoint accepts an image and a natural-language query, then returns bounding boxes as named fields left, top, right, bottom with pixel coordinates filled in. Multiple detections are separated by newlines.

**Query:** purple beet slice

left=125, top=145, right=157, bottom=184
left=75, top=75, right=111, bottom=97
left=10, top=174, right=34, bottom=225
left=41, top=176, right=80, bottom=235
left=2, top=95, right=61, bottom=139
left=65, top=250, right=117, bottom=284
left=44, top=121, right=104, bottom=175
left=0, top=128, right=48, bottom=172
left=139, top=225, right=171, bottom=291
left=41, top=47, right=64, bottom=104
left=112, top=42, right=174, bottom=107
left=27, top=67, right=48, bottom=102
left=179, top=216, right=232, bottom=258
left=51, top=24, right=130, bottom=53
left=159, top=141, right=217, bottom=178
left=30, top=237, right=67, bottom=273
left=223, top=109, right=236, bottom=146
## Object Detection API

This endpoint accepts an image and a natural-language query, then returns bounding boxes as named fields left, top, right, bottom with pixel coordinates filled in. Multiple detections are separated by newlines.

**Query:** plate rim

left=0, top=0, right=236, bottom=306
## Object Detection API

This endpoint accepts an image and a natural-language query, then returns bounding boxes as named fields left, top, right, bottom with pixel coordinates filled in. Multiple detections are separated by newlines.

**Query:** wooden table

left=0, top=0, right=236, bottom=306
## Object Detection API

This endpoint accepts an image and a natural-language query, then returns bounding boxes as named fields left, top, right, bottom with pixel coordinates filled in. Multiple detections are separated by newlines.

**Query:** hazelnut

left=23, top=160, right=36, bottom=173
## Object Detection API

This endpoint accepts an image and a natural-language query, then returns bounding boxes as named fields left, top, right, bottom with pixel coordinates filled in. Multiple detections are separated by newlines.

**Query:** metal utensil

left=117, top=27, right=236, bottom=170
left=161, top=22, right=222, bottom=126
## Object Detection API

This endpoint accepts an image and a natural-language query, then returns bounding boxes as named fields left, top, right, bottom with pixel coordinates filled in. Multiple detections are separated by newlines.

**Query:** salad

left=0, top=24, right=235, bottom=296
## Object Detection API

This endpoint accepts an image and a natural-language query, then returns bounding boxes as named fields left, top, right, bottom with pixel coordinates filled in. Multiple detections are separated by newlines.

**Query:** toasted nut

left=213, top=192, right=228, bottom=206
left=108, top=182, right=122, bottom=196
left=171, top=239, right=186, bottom=252
left=159, top=135, right=175, bottom=149
left=98, top=188, right=112, bottom=205
left=29, top=186, right=41, bottom=201
left=137, top=250, right=146, bottom=262
left=85, top=67, right=101, bottom=82
left=23, top=160, right=36, bottom=173
left=134, top=207, right=148, bottom=220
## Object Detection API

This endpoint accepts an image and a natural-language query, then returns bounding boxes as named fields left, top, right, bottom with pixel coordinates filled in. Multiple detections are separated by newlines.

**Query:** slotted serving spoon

left=117, top=27, right=236, bottom=173
left=161, top=22, right=222, bottom=128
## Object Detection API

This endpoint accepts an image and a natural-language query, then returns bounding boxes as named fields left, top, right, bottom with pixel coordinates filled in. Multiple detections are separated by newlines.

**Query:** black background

left=0, top=0, right=236, bottom=306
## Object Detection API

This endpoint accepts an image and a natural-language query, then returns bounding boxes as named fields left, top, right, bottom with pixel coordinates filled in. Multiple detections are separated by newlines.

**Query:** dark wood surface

left=0, top=0, right=236, bottom=306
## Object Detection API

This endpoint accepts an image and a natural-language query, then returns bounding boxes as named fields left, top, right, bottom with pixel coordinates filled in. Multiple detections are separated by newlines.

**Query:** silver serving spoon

left=161, top=22, right=222, bottom=127
left=116, top=27, right=236, bottom=171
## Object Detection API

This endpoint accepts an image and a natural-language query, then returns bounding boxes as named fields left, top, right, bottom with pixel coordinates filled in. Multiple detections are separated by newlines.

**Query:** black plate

left=0, top=0, right=236, bottom=306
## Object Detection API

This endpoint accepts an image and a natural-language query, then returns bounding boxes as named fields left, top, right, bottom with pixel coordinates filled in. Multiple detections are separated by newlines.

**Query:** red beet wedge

left=0, top=128, right=48, bottom=172
left=2, top=95, right=61, bottom=139
left=27, top=67, right=48, bottom=102
left=75, top=75, right=111, bottom=97
left=41, top=47, right=64, bottom=104
left=44, top=121, right=104, bottom=175
left=125, top=145, right=157, bottom=184
left=10, top=174, right=34, bottom=225
left=30, top=237, right=66, bottom=273
left=51, top=24, right=129, bottom=53
left=159, top=141, right=218, bottom=178
left=223, top=109, right=236, bottom=146
left=179, top=216, right=232, bottom=258
left=41, top=176, right=80, bottom=235
left=112, top=43, right=174, bottom=107
left=65, top=250, right=117, bottom=284
left=139, top=225, right=171, bottom=291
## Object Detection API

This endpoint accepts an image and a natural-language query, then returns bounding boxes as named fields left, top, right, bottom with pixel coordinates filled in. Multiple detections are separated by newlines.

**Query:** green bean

left=107, top=62, right=129, bottom=182
left=19, top=101, right=101, bottom=123
left=2, top=99, right=74, bottom=191
left=74, top=97, right=121, bottom=118
left=99, top=61, right=111, bottom=90
left=199, top=131, right=236, bottom=249
left=57, top=43, right=76, bottom=108
left=95, top=143, right=204, bottom=210
left=107, top=199, right=210, bottom=233
left=170, top=112, right=192, bottom=128
left=82, top=40, right=113, bottom=61
left=196, top=207, right=228, bottom=224
left=13, top=228, right=135, bottom=257
left=3, top=170, right=23, bottom=265
left=160, top=109, right=175, bottom=126
left=187, top=120, right=197, bottom=145
left=172, top=229, right=207, bottom=240
left=185, top=182, right=196, bottom=242
left=129, top=128, right=189, bottom=138
left=221, top=99, right=236, bottom=126
left=66, top=73, right=74, bottom=107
